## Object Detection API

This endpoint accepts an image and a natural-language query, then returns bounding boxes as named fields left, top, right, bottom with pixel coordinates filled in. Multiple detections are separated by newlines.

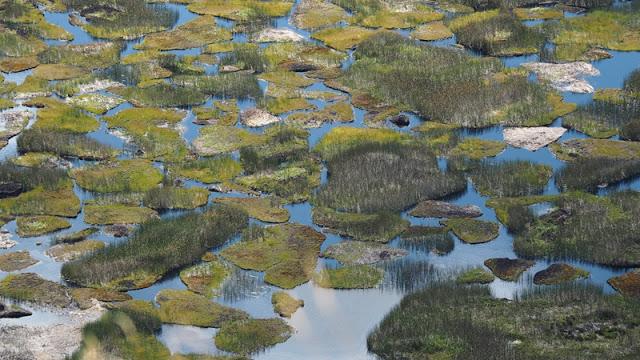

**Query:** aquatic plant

left=215, top=318, right=293, bottom=355
left=72, top=159, right=163, bottom=193
left=142, top=187, right=209, bottom=210
left=340, top=32, right=566, bottom=128
left=240, top=125, right=308, bottom=174
left=315, top=142, right=466, bottom=213
left=61, top=205, right=248, bottom=290
left=514, top=191, right=640, bottom=266
left=314, top=264, right=383, bottom=289
left=469, top=160, right=553, bottom=198
left=368, top=281, right=640, bottom=359
left=173, top=73, right=262, bottom=99
left=312, top=207, right=409, bottom=243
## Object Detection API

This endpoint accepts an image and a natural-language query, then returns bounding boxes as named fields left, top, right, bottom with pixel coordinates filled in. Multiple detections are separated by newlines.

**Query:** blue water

left=1, top=2, right=639, bottom=359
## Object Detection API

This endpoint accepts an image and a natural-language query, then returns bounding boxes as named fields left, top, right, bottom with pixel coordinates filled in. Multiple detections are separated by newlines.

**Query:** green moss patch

left=0, top=55, right=39, bottom=73
left=0, top=185, right=81, bottom=218
left=360, top=8, right=443, bottom=29
left=272, top=291, right=303, bottom=318
left=484, top=257, right=534, bottom=281
left=456, top=267, right=495, bottom=284
left=137, top=16, right=232, bottom=51
left=72, top=160, right=163, bottom=193
left=179, top=259, right=229, bottom=297
left=0, top=272, right=71, bottom=307
left=54, top=227, right=99, bottom=244
left=311, top=26, right=379, bottom=51
left=16, top=215, right=71, bottom=237
left=189, top=0, right=294, bottom=20
left=46, top=240, right=106, bottom=262
left=315, top=127, right=412, bottom=160
left=449, top=138, right=505, bottom=159
left=514, top=7, right=563, bottom=20
left=235, top=164, right=319, bottom=203
left=194, top=125, right=265, bottom=156
left=292, top=0, right=348, bottom=29
left=265, top=97, right=316, bottom=115
left=170, top=156, right=243, bottom=184
left=312, top=207, right=409, bottom=243
left=551, top=10, right=640, bottom=62
left=286, top=101, right=353, bottom=128
left=441, top=218, right=499, bottom=244
left=314, top=264, right=383, bottom=289
left=215, top=318, right=293, bottom=355
left=143, top=187, right=209, bottom=210
left=156, top=289, right=248, bottom=327
left=551, top=139, right=640, bottom=161
left=0, top=251, right=38, bottom=272
left=221, top=224, right=325, bottom=289
left=84, top=204, right=158, bottom=225
left=412, top=21, right=453, bottom=41
left=533, top=263, right=589, bottom=285
left=214, top=197, right=289, bottom=223
left=29, top=97, right=99, bottom=133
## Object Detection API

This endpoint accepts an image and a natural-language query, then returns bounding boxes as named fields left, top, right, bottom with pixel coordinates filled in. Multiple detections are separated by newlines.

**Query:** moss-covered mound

left=214, top=197, right=289, bottom=223
left=0, top=272, right=72, bottom=307
left=17, top=128, right=117, bottom=160
left=442, top=218, right=500, bottom=244
left=608, top=270, right=640, bottom=300
left=221, top=224, right=325, bottom=289
left=484, top=257, right=534, bottom=281
left=194, top=125, right=265, bottom=156
left=16, top=215, right=70, bottom=237
left=533, top=263, right=589, bottom=285
left=179, top=259, right=229, bottom=297
left=83, top=204, right=158, bottom=225
left=272, top=291, right=303, bottom=318
left=143, top=187, right=210, bottom=210
left=156, top=289, right=248, bottom=327
left=215, top=318, right=293, bottom=355
left=368, top=282, right=640, bottom=359
left=72, top=160, right=163, bottom=193
left=62, top=206, right=248, bottom=290
left=312, top=207, right=409, bottom=243
left=170, top=156, right=243, bottom=184
left=456, top=267, right=495, bottom=284
left=314, top=264, right=383, bottom=289
left=551, top=139, right=640, bottom=161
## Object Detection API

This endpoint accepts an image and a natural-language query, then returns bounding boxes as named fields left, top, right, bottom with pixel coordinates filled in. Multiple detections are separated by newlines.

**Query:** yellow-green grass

left=285, top=101, right=353, bottom=128
left=83, top=204, right=158, bottom=225
left=170, top=156, right=243, bottom=184
left=31, top=64, right=88, bottom=80
left=213, top=197, right=290, bottom=223
left=292, top=0, right=348, bottom=29
left=69, top=287, right=132, bottom=310
left=136, top=16, right=232, bottom=51
left=311, top=26, right=379, bottom=51
left=265, top=97, right=316, bottom=114
left=72, top=159, right=163, bottom=193
left=259, top=71, right=316, bottom=88
left=28, top=97, right=99, bottom=133
left=37, top=42, right=121, bottom=69
left=447, top=9, right=499, bottom=33
left=314, top=127, right=412, bottom=160
left=0, top=185, right=80, bottom=218
left=0, top=251, right=38, bottom=272
left=215, top=318, right=292, bottom=354
left=16, top=215, right=71, bottom=237
left=550, top=139, right=640, bottom=161
left=411, top=21, right=453, bottom=41
left=0, top=55, right=39, bottom=73
left=179, top=259, right=229, bottom=297
left=188, top=0, right=294, bottom=20
left=456, top=267, right=495, bottom=284
left=442, top=218, right=500, bottom=244
left=194, top=125, right=265, bottom=156
left=314, top=264, right=383, bottom=289
left=514, top=7, right=563, bottom=20
left=360, top=8, right=443, bottom=29
left=156, top=289, right=248, bottom=327
left=0, top=272, right=72, bottom=308
left=272, top=291, right=303, bottom=317
left=143, top=187, right=210, bottom=210
left=449, top=138, right=505, bottom=159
